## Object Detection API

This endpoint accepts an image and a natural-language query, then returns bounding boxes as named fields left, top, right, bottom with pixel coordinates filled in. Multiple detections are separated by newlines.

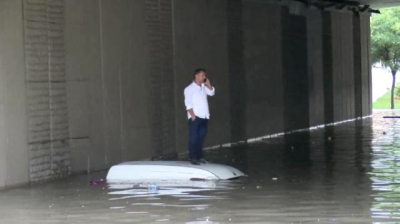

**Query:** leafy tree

left=395, top=86, right=400, bottom=98
left=371, top=8, right=400, bottom=109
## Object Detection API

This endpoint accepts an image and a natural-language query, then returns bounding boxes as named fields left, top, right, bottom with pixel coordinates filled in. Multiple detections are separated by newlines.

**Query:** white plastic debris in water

left=147, top=183, right=159, bottom=194
left=110, top=206, right=126, bottom=209
left=272, top=177, right=278, bottom=181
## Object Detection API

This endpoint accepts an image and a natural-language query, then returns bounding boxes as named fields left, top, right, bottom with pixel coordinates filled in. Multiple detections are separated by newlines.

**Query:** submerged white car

left=106, top=161, right=246, bottom=182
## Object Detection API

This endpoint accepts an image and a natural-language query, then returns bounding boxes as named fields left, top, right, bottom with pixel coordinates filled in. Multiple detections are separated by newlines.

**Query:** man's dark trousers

left=188, top=117, right=208, bottom=160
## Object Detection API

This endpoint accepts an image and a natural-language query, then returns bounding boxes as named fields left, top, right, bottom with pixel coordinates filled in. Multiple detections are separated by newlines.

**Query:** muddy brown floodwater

left=1, top=110, right=400, bottom=224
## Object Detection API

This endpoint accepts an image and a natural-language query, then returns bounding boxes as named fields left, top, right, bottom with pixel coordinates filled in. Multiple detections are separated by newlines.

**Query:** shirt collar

left=192, top=81, right=203, bottom=89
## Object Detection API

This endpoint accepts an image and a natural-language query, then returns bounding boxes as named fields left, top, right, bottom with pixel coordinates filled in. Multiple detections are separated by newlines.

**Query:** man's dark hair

left=194, top=68, right=206, bottom=76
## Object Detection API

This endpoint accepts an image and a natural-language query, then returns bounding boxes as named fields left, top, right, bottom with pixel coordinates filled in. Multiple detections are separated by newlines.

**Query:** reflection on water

left=3, top=111, right=400, bottom=223
left=370, top=110, right=400, bottom=222
left=107, top=180, right=235, bottom=200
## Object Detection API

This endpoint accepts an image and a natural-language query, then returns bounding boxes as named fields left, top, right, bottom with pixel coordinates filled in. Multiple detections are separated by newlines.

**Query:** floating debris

left=90, top=179, right=105, bottom=186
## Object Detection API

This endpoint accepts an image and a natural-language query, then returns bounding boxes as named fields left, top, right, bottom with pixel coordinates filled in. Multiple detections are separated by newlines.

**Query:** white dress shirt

left=184, top=82, right=215, bottom=119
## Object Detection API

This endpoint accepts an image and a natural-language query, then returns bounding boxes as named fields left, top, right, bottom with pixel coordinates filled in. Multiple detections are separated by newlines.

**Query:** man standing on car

left=184, top=68, right=215, bottom=165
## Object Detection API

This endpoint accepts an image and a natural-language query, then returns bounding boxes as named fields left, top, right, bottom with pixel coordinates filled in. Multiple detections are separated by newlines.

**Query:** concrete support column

left=243, top=1, right=284, bottom=138
left=307, top=10, right=324, bottom=127
left=23, top=0, right=71, bottom=182
left=331, top=11, right=355, bottom=122
left=145, top=0, right=176, bottom=156
left=321, top=12, right=333, bottom=124
left=322, top=12, right=334, bottom=124
left=282, top=8, right=309, bottom=132
left=65, top=0, right=153, bottom=173
left=0, top=0, right=29, bottom=188
left=353, top=14, right=363, bottom=118
left=228, top=0, right=246, bottom=142
left=360, top=14, right=372, bottom=116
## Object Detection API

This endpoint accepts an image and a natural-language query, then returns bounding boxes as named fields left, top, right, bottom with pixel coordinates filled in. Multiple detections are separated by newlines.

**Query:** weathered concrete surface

left=282, top=9, right=309, bottom=132
left=145, top=0, right=176, bottom=157
left=228, top=0, right=246, bottom=142
left=354, top=13, right=363, bottom=118
left=360, top=14, right=373, bottom=116
left=65, top=0, right=152, bottom=173
left=65, top=0, right=102, bottom=173
left=243, top=1, right=284, bottom=138
left=323, top=12, right=334, bottom=125
left=353, top=14, right=373, bottom=118
left=307, top=9, right=324, bottom=127
left=331, top=11, right=355, bottom=122
left=24, top=0, right=71, bottom=182
left=0, top=0, right=29, bottom=188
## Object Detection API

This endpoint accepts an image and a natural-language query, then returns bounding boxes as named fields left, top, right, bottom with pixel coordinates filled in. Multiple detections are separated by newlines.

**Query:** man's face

left=195, top=71, right=206, bottom=83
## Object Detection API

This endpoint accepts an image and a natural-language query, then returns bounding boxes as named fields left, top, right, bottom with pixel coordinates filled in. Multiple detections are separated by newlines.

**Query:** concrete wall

left=65, top=0, right=99, bottom=173
left=0, top=0, right=373, bottom=186
left=353, top=14, right=372, bottom=117
left=0, top=0, right=29, bottom=188
left=307, top=10, right=325, bottom=127
left=145, top=0, right=176, bottom=157
left=331, top=11, right=355, bottom=122
left=360, top=14, right=373, bottom=116
left=323, top=12, right=335, bottom=124
left=282, top=9, right=309, bottom=131
left=65, top=0, right=152, bottom=173
left=24, top=0, right=71, bottom=182
left=323, top=10, right=371, bottom=125
left=243, top=1, right=285, bottom=138
left=227, top=0, right=246, bottom=142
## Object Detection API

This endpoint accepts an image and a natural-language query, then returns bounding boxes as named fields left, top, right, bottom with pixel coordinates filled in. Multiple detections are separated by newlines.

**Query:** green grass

left=373, top=86, right=400, bottom=109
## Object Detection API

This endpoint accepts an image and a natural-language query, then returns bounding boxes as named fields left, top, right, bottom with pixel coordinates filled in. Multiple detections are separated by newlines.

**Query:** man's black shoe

left=190, top=159, right=200, bottom=165
left=199, top=158, right=208, bottom=164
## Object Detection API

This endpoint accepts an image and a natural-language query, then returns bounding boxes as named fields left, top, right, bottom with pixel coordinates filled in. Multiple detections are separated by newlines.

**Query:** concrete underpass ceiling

left=272, top=0, right=400, bottom=9
left=341, top=0, right=400, bottom=8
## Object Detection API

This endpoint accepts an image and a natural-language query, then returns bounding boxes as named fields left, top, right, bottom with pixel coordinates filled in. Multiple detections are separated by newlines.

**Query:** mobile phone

left=204, top=78, right=207, bottom=83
